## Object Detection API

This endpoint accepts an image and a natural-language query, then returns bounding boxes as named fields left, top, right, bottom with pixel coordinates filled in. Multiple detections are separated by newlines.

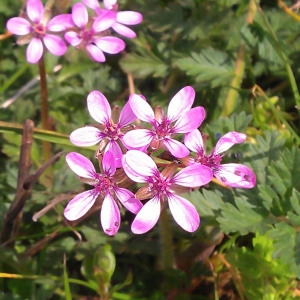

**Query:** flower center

left=34, top=23, right=46, bottom=36
left=153, top=118, right=173, bottom=140
left=104, top=121, right=122, bottom=140
left=93, top=174, right=114, bottom=194
left=197, top=153, right=222, bottom=170
left=148, top=173, right=170, bottom=200
left=80, top=28, right=95, bottom=44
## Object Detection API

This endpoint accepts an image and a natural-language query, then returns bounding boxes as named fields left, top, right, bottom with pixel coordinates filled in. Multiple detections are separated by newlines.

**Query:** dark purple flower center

left=104, top=121, right=122, bottom=140
left=34, top=23, right=46, bottom=36
left=80, top=28, right=95, bottom=44
left=93, top=174, right=114, bottom=194
left=147, top=172, right=171, bottom=199
left=196, top=153, right=222, bottom=170
left=153, top=118, right=174, bottom=140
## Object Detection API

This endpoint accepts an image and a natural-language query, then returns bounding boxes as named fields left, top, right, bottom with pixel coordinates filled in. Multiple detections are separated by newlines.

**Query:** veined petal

left=111, top=23, right=136, bottom=38
left=114, top=187, right=143, bottom=214
left=214, top=132, right=246, bottom=155
left=27, top=0, right=44, bottom=23
left=171, top=164, right=213, bottom=187
left=86, top=44, right=106, bottom=62
left=7, top=17, right=31, bottom=35
left=101, top=194, right=120, bottom=236
left=164, top=138, right=190, bottom=158
left=123, top=129, right=153, bottom=148
left=131, top=197, right=161, bottom=234
left=64, top=189, right=98, bottom=221
left=43, top=34, right=67, bottom=56
left=26, top=37, right=43, bottom=64
left=102, top=150, right=116, bottom=176
left=72, top=3, right=88, bottom=28
left=66, top=152, right=96, bottom=179
left=70, top=126, right=103, bottom=146
left=105, top=140, right=123, bottom=168
left=93, top=11, right=116, bottom=32
left=129, top=94, right=155, bottom=123
left=95, top=36, right=125, bottom=54
left=184, top=129, right=205, bottom=154
left=65, top=31, right=82, bottom=46
left=117, top=11, right=143, bottom=25
left=215, top=163, right=256, bottom=188
left=47, top=14, right=74, bottom=31
left=118, top=100, right=137, bottom=127
left=167, top=86, right=195, bottom=122
left=168, top=193, right=199, bottom=232
left=87, top=91, right=111, bottom=124
left=173, top=106, right=205, bottom=133
left=82, top=0, right=101, bottom=9
left=103, top=0, right=117, bottom=10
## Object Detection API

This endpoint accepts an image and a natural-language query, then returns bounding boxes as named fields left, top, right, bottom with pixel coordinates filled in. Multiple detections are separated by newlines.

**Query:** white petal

left=101, top=194, right=120, bottom=236
left=66, top=152, right=96, bottom=179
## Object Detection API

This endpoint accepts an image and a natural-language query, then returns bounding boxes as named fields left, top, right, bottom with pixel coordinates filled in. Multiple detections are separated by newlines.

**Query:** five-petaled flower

left=6, top=0, right=72, bottom=63
left=64, top=151, right=142, bottom=236
left=123, top=86, right=206, bottom=159
left=122, top=150, right=213, bottom=234
left=70, top=90, right=136, bottom=168
left=184, top=130, right=256, bottom=188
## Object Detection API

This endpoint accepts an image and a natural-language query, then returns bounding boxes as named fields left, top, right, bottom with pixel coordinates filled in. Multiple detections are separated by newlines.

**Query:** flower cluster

left=65, top=86, right=256, bottom=235
left=6, top=0, right=142, bottom=63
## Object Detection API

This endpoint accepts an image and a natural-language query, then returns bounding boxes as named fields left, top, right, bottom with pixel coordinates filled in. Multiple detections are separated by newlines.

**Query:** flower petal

left=214, top=132, right=246, bottom=155
left=86, top=44, right=106, bottom=62
left=95, top=36, right=125, bottom=54
left=64, top=189, right=98, bottom=221
left=167, top=86, right=195, bottom=122
left=93, top=11, right=116, bottom=32
left=103, top=0, right=117, bottom=10
left=43, top=34, right=67, bottom=56
left=123, top=129, right=153, bottom=149
left=168, top=193, right=199, bottom=232
left=27, top=0, right=44, bottom=23
left=101, top=194, right=120, bottom=236
left=87, top=91, right=111, bottom=124
left=164, top=138, right=190, bottom=158
left=129, top=94, right=155, bottom=123
left=114, top=187, right=143, bottom=213
left=65, top=31, right=82, bottom=46
left=72, top=3, right=88, bottom=28
left=111, top=23, right=136, bottom=38
left=102, top=150, right=116, bottom=176
left=173, top=106, right=205, bottom=133
left=131, top=197, right=161, bottom=234
left=47, top=14, right=74, bottom=31
left=117, top=11, right=143, bottom=25
left=171, top=164, right=213, bottom=187
left=82, top=0, right=100, bottom=9
left=105, top=140, right=123, bottom=168
left=7, top=17, right=31, bottom=35
left=184, top=129, right=205, bottom=154
left=26, top=37, right=43, bottom=63
left=70, top=126, right=103, bottom=146
left=215, top=163, right=256, bottom=188
left=66, top=152, right=96, bottom=179
left=118, top=100, right=137, bottom=127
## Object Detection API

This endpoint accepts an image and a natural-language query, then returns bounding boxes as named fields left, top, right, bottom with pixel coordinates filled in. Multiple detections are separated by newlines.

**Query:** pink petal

left=82, top=0, right=101, bottom=9
left=64, top=189, right=98, bottom=221
left=103, top=0, right=117, bottom=9
left=86, top=44, right=106, bottom=62
left=215, top=163, right=256, bottom=189
left=7, top=17, right=31, bottom=35
left=111, top=23, right=136, bottom=38
left=168, top=193, right=200, bottom=232
left=173, top=106, right=205, bottom=133
left=105, top=140, right=123, bottom=168
left=117, top=11, right=143, bottom=25
left=65, top=31, right=82, bottom=46
left=27, top=0, right=44, bottom=23
left=95, top=36, right=125, bottom=54
left=66, top=152, right=96, bottom=179
left=47, top=14, right=74, bottom=31
left=101, top=194, right=120, bottom=236
left=93, top=11, right=116, bottom=32
left=131, top=197, right=161, bottom=234
left=184, top=130, right=205, bottom=154
left=26, top=37, right=43, bottom=64
left=123, top=150, right=157, bottom=182
left=102, top=150, right=116, bottom=176
left=214, top=132, right=246, bottom=155
left=114, top=187, right=143, bottom=213
left=164, top=138, right=190, bottom=158
left=129, top=94, right=155, bottom=123
left=167, top=86, right=195, bottom=122
left=118, top=100, right=137, bottom=127
left=123, top=129, right=153, bottom=148
left=171, top=164, right=213, bottom=187
left=87, top=91, right=111, bottom=124
left=43, top=34, right=67, bottom=56
left=70, top=126, right=103, bottom=146
left=72, top=3, right=88, bottom=28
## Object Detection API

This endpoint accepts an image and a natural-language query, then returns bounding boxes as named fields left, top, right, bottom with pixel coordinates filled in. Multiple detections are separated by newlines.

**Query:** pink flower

left=82, top=0, right=143, bottom=38
left=64, top=151, right=142, bottom=236
left=64, top=2, right=125, bottom=62
left=184, top=130, right=256, bottom=188
left=122, top=150, right=213, bottom=234
left=6, top=0, right=72, bottom=63
left=123, top=86, right=206, bottom=158
left=70, top=90, right=136, bottom=168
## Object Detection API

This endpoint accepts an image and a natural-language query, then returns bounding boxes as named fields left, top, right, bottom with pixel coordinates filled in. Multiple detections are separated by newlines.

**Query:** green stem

left=159, top=208, right=175, bottom=269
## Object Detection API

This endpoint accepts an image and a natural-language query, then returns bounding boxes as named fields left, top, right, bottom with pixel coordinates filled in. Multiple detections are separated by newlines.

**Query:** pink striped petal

left=102, top=150, right=116, bottom=176
left=26, top=37, right=43, bottom=63
left=112, top=23, right=136, bottom=38
left=47, top=14, right=74, bottom=31
left=168, top=193, right=199, bottom=232
left=167, top=86, right=195, bottom=122
left=101, top=194, right=120, bottom=236
left=103, top=0, right=117, bottom=9
left=164, top=138, right=190, bottom=158
left=70, top=126, right=103, bottom=146
left=86, top=44, right=106, bottom=62
left=87, top=91, right=111, bottom=124
left=64, top=189, right=98, bottom=221
left=65, top=31, right=82, bottom=46
left=43, top=34, right=67, bottom=56
left=118, top=100, right=137, bottom=127
left=7, top=18, right=31, bottom=35
left=82, top=0, right=101, bottom=9
left=123, top=129, right=153, bottom=148
left=93, top=11, right=116, bottom=32
left=214, top=132, right=246, bottom=155
left=114, top=187, right=143, bottom=214
left=184, top=129, right=205, bottom=154
left=117, top=11, right=143, bottom=25
left=129, top=94, right=155, bottom=123
left=105, top=140, right=123, bottom=168
left=131, top=197, right=161, bottom=234
left=27, top=0, right=43, bottom=23
left=72, top=3, right=88, bottom=28
left=95, top=36, right=125, bottom=54
left=66, top=152, right=96, bottom=179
